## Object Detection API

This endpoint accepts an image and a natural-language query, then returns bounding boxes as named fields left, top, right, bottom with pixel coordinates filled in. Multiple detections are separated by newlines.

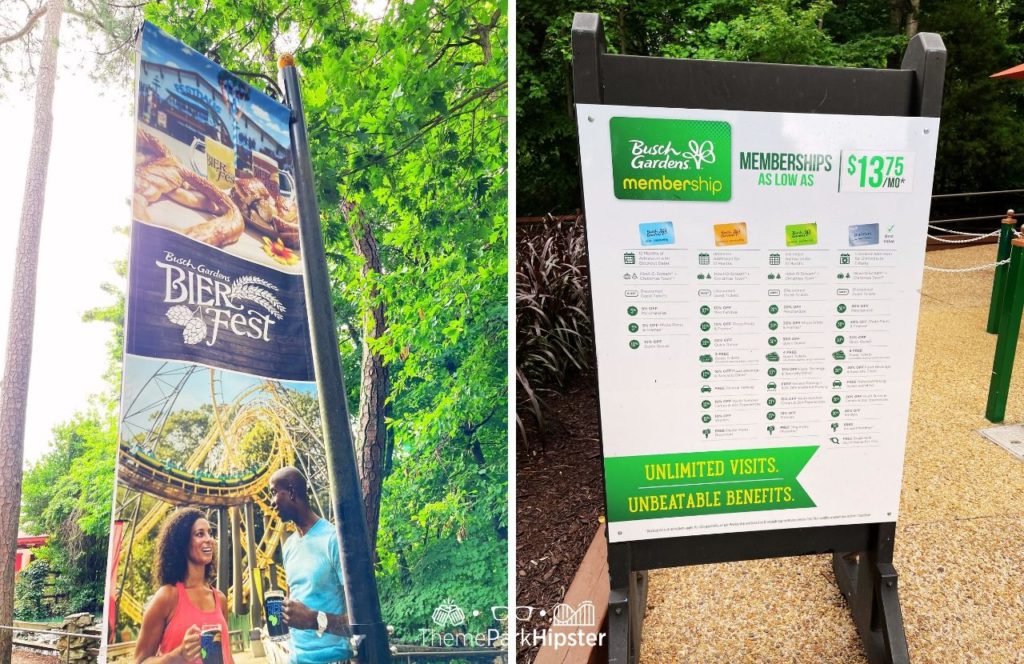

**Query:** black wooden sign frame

left=570, top=12, right=946, bottom=664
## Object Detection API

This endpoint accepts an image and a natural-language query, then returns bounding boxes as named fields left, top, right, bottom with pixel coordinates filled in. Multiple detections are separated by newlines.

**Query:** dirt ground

left=12, top=646, right=59, bottom=663
left=515, top=371, right=604, bottom=663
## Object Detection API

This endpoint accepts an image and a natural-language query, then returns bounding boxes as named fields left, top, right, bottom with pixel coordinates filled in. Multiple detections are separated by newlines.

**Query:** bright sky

left=0, top=15, right=133, bottom=466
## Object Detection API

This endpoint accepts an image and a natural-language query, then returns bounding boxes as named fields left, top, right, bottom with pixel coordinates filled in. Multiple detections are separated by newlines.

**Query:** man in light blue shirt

left=270, top=466, right=352, bottom=664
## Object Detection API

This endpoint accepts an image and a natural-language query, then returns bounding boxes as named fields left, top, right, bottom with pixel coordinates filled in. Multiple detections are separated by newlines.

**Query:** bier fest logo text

left=156, top=251, right=286, bottom=347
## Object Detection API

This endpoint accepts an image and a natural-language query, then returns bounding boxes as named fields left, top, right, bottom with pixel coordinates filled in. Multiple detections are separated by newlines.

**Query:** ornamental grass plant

left=516, top=216, right=593, bottom=445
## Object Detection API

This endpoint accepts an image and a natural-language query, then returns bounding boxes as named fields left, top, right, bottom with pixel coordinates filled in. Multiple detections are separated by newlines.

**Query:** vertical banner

left=578, top=103, right=939, bottom=543
left=105, top=22, right=338, bottom=653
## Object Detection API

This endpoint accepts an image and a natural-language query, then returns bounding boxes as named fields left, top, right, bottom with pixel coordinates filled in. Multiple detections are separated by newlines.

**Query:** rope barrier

left=924, top=257, right=1011, bottom=272
left=926, top=231, right=1001, bottom=244
left=927, top=225, right=999, bottom=236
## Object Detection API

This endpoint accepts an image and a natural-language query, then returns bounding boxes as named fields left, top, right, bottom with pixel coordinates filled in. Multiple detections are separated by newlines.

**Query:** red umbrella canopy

left=992, top=63, right=1024, bottom=79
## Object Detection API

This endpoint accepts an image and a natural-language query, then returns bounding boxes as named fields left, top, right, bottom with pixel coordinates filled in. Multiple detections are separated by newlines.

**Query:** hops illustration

left=165, top=305, right=208, bottom=345
left=231, top=276, right=285, bottom=320
left=165, top=305, right=193, bottom=326
left=183, top=317, right=207, bottom=345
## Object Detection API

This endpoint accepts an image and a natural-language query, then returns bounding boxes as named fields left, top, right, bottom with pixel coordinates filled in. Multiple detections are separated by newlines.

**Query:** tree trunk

left=890, top=0, right=906, bottom=34
left=466, top=424, right=507, bottom=540
left=906, top=0, right=920, bottom=37
left=0, top=0, right=63, bottom=658
left=341, top=201, right=390, bottom=553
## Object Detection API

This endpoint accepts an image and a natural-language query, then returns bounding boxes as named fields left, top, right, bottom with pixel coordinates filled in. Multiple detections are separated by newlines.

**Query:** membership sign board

left=578, top=103, right=939, bottom=543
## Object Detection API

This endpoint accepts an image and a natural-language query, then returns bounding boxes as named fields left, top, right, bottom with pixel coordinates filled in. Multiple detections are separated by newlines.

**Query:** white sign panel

left=577, top=103, right=939, bottom=543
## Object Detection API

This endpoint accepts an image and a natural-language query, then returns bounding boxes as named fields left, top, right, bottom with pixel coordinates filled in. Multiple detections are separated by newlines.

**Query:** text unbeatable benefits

left=627, top=486, right=795, bottom=515
left=628, top=456, right=795, bottom=516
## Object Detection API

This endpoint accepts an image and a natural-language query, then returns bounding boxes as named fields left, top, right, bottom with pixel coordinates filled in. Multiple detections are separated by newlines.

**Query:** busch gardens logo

left=610, top=117, right=732, bottom=202
left=157, top=251, right=285, bottom=347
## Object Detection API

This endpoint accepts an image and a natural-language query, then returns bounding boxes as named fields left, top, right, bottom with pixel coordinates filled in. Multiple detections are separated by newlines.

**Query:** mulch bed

left=516, top=371, right=605, bottom=663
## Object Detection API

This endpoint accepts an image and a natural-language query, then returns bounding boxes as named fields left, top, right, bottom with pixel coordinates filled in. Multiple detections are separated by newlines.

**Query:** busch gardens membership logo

left=610, top=116, right=732, bottom=202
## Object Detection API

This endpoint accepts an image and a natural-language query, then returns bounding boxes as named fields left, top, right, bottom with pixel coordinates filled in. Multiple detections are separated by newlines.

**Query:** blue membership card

left=639, top=221, right=675, bottom=246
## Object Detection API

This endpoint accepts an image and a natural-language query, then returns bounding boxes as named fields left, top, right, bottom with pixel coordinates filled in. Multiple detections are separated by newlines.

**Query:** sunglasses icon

left=491, top=605, right=537, bottom=621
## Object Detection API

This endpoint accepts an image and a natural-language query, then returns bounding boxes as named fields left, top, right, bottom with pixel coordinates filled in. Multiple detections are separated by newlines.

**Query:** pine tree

left=0, top=2, right=64, bottom=657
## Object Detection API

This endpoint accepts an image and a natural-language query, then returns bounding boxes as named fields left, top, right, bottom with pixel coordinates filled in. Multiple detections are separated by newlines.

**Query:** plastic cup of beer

left=199, top=624, right=224, bottom=664
left=264, top=590, right=288, bottom=640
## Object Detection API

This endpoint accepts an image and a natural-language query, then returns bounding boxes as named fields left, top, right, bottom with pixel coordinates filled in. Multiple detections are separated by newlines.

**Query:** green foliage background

left=17, top=260, right=124, bottom=620
left=517, top=0, right=1024, bottom=216
left=18, top=0, right=508, bottom=640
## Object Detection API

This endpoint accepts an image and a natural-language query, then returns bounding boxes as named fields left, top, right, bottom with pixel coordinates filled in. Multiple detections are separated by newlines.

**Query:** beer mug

left=190, top=137, right=235, bottom=189
left=264, top=590, right=288, bottom=640
left=251, top=151, right=297, bottom=204
left=199, top=624, right=224, bottom=664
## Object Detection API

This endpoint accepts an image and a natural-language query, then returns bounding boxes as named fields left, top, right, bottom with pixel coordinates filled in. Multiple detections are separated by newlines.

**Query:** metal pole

left=231, top=506, right=243, bottom=615
left=217, top=507, right=230, bottom=596
left=277, top=54, right=390, bottom=663
left=244, top=501, right=263, bottom=628
left=986, top=210, right=1016, bottom=333
left=986, top=238, right=1024, bottom=422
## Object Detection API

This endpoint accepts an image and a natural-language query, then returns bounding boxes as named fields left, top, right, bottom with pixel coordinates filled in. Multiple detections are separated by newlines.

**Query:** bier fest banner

left=105, top=22, right=332, bottom=643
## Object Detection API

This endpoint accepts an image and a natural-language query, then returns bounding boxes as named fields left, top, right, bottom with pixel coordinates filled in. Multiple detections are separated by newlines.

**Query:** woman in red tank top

left=134, top=508, right=234, bottom=664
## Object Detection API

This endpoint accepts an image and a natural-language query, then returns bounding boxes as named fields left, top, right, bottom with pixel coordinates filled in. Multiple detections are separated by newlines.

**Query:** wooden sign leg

left=628, top=570, right=649, bottom=663
left=832, top=523, right=910, bottom=664
left=608, top=543, right=643, bottom=664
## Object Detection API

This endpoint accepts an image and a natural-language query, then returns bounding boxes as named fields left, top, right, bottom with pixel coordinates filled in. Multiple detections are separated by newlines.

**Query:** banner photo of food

left=134, top=21, right=300, bottom=271
left=105, top=23, right=347, bottom=664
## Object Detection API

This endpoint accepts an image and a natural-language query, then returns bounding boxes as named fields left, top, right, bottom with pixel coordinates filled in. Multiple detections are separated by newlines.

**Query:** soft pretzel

left=133, top=128, right=244, bottom=248
left=231, top=177, right=301, bottom=248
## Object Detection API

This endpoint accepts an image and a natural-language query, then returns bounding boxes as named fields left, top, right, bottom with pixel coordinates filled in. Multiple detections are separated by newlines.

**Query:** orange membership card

left=714, top=222, right=748, bottom=246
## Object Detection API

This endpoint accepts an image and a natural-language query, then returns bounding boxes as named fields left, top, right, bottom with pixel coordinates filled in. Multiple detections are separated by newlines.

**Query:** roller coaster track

left=119, top=592, right=144, bottom=625
left=115, top=368, right=304, bottom=629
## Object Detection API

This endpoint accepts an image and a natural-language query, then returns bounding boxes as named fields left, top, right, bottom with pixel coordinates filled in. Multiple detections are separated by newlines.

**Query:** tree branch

left=335, top=81, right=506, bottom=178
left=227, top=69, right=283, bottom=99
left=0, top=4, right=46, bottom=46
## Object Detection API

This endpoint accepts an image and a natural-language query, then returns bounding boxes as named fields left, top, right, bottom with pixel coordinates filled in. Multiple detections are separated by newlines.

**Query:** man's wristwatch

left=316, top=610, right=328, bottom=638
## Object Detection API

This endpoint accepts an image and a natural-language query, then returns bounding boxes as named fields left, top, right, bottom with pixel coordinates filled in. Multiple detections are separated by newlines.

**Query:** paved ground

left=639, top=244, right=1024, bottom=664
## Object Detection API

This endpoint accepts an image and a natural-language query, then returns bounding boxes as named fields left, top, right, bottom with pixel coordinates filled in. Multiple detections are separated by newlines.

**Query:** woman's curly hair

left=153, top=508, right=216, bottom=587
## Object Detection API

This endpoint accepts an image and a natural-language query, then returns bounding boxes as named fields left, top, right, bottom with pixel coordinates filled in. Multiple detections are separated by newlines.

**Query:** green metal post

left=986, top=211, right=1016, bottom=333
left=986, top=238, right=1024, bottom=422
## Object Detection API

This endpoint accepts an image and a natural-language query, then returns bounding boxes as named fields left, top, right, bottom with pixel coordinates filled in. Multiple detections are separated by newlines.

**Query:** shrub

left=14, top=559, right=58, bottom=621
left=515, top=217, right=593, bottom=443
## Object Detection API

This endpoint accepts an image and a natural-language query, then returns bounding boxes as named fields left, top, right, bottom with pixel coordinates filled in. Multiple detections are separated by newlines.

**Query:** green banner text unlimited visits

left=604, top=446, right=817, bottom=522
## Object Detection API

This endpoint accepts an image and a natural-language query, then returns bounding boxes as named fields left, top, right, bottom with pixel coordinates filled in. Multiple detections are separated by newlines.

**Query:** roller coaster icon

left=551, top=601, right=596, bottom=628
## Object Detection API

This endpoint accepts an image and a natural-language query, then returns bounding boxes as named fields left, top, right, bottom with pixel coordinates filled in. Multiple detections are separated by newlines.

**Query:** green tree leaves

left=19, top=410, right=117, bottom=618
left=517, top=0, right=1024, bottom=214
left=145, top=0, right=507, bottom=638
